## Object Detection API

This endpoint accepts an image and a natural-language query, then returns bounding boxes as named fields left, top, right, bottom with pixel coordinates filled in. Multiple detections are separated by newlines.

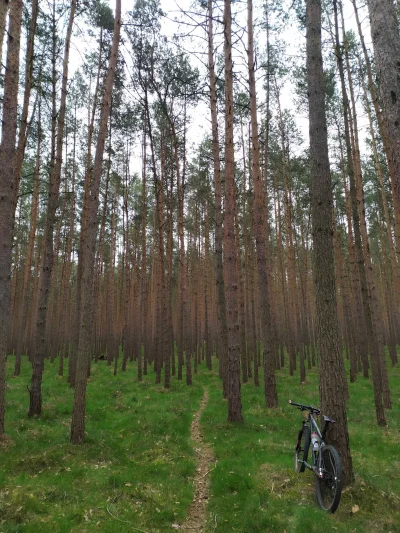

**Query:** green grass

left=0, top=353, right=399, bottom=532
left=0, top=358, right=205, bottom=532
left=202, top=357, right=400, bottom=532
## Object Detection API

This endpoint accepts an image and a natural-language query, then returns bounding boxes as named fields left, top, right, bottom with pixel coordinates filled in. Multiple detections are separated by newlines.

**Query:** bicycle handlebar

left=289, top=400, right=321, bottom=415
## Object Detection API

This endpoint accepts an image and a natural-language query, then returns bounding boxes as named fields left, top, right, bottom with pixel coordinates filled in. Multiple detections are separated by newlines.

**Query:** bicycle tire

left=315, top=444, right=342, bottom=513
left=295, top=425, right=310, bottom=473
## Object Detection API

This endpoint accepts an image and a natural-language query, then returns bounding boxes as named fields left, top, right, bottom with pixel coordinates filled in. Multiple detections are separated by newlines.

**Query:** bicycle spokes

left=290, top=401, right=342, bottom=513
left=315, top=446, right=342, bottom=513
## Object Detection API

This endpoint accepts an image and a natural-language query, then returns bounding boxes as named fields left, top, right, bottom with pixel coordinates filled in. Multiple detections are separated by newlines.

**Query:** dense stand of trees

left=0, top=0, right=399, bottom=486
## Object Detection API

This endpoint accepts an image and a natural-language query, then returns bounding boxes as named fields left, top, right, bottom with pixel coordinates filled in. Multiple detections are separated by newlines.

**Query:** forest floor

left=0, top=354, right=399, bottom=533
left=180, top=388, right=215, bottom=532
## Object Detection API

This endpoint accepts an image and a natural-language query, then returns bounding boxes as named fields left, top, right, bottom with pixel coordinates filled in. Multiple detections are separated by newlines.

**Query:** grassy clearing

left=202, top=358, right=400, bottom=533
left=0, top=358, right=204, bottom=532
left=0, top=354, right=399, bottom=532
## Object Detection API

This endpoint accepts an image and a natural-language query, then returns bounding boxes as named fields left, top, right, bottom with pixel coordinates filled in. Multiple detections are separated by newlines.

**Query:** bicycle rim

left=315, top=445, right=342, bottom=513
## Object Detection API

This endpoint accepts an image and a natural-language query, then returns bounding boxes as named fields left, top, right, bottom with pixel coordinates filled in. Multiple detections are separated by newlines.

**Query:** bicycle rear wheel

left=315, top=445, right=342, bottom=513
left=295, top=425, right=310, bottom=473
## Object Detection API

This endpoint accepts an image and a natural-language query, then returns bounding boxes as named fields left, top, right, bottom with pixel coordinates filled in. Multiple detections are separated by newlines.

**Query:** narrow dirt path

left=178, top=388, right=215, bottom=532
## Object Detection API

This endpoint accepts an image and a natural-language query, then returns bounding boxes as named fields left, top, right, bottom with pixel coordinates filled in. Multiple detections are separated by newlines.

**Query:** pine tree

left=306, top=0, right=353, bottom=485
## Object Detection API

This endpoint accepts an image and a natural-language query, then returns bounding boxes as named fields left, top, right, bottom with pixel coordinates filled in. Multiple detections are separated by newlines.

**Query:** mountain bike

left=289, top=400, right=342, bottom=513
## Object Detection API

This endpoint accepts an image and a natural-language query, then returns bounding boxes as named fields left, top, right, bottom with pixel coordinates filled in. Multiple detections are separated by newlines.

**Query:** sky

left=72, top=0, right=373, bottom=169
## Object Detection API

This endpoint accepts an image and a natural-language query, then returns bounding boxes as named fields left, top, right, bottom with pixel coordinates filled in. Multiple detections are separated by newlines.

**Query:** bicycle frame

left=301, top=412, right=325, bottom=477
left=290, top=399, right=342, bottom=513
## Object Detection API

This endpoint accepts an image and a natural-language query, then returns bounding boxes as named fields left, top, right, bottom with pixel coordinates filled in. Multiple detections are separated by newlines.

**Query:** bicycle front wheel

left=295, top=425, right=310, bottom=473
left=315, top=445, right=342, bottom=513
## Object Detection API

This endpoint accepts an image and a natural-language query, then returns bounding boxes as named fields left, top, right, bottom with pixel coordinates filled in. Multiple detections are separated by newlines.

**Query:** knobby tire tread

left=315, top=444, right=342, bottom=513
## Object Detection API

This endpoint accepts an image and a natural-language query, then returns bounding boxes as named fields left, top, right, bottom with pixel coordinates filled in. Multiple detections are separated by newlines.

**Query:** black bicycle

left=289, top=400, right=342, bottom=513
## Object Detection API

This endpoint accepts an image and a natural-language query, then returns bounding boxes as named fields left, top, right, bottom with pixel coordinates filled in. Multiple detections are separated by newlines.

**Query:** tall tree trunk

left=0, top=0, right=9, bottom=75
left=234, top=187, right=248, bottom=383
left=366, top=0, right=400, bottom=257
left=13, top=0, right=38, bottom=211
left=70, top=0, right=121, bottom=444
left=357, top=50, right=400, bottom=341
left=0, top=0, right=23, bottom=437
left=336, top=125, right=369, bottom=378
left=248, top=0, right=278, bottom=407
left=170, top=120, right=189, bottom=384
left=58, top=105, right=77, bottom=376
left=121, top=153, right=131, bottom=373
left=275, top=175, right=290, bottom=370
left=159, top=133, right=171, bottom=389
left=29, top=0, right=76, bottom=417
left=346, top=60, right=392, bottom=409
left=307, top=0, right=353, bottom=485
left=204, top=202, right=213, bottom=371
left=241, top=120, right=254, bottom=379
left=139, top=118, right=147, bottom=381
left=275, top=85, right=297, bottom=377
left=334, top=223, right=358, bottom=382
left=208, top=0, right=228, bottom=396
left=333, top=0, right=386, bottom=426
left=351, top=0, right=400, bottom=257
left=224, top=0, right=243, bottom=422
left=166, top=160, right=175, bottom=377
left=107, top=191, right=117, bottom=367
left=69, top=29, right=104, bottom=387
left=343, top=20, right=391, bottom=408
left=15, top=98, right=42, bottom=374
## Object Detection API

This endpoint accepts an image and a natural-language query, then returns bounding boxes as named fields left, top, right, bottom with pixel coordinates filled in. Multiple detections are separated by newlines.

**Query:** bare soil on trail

left=178, top=388, right=215, bottom=532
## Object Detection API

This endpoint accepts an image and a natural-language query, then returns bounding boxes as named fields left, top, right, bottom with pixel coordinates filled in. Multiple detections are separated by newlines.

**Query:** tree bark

left=139, top=117, right=147, bottom=381
left=307, top=0, right=353, bottom=485
left=248, top=0, right=278, bottom=407
left=15, top=98, right=42, bottom=374
left=13, top=0, right=38, bottom=211
left=367, top=0, right=400, bottom=257
left=29, top=0, right=76, bottom=417
left=0, top=1, right=9, bottom=75
left=208, top=0, right=228, bottom=396
left=70, top=0, right=121, bottom=444
left=333, top=0, right=386, bottom=426
left=224, top=0, right=242, bottom=422
left=352, top=0, right=400, bottom=258
left=0, top=0, right=23, bottom=437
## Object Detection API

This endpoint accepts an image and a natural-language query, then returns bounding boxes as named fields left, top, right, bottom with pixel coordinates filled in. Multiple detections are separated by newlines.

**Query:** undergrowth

left=0, top=352, right=399, bottom=532
left=202, top=355, right=400, bottom=533
left=0, top=357, right=204, bottom=532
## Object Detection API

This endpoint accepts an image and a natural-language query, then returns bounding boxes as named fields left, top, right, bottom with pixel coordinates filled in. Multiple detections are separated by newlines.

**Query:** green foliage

left=90, top=1, right=114, bottom=31
left=202, top=356, right=400, bottom=532
left=0, top=359, right=204, bottom=532
left=81, top=0, right=115, bottom=32
left=291, top=0, right=306, bottom=30
left=1, top=355, right=399, bottom=532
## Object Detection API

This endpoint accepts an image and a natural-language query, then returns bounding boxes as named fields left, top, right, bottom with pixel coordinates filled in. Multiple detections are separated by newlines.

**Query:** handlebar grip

left=289, top=399, right=321, bottom=414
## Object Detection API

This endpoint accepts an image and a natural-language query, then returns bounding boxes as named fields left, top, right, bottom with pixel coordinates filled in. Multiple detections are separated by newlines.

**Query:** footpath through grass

left=0, top=354, right=399, bottom=532
left=0, top=358, right=205, bottom=532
